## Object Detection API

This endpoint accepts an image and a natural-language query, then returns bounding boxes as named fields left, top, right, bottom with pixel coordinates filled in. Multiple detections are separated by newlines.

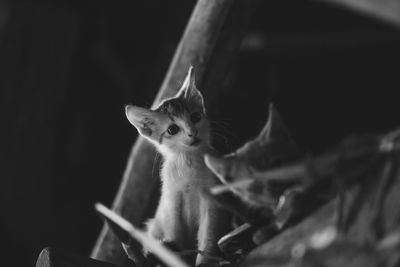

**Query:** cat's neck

left=157, top=140, right=214, bottom=161
left=163, top=144, right=214, bottom=164
left=160, top=147, right=216, bottom=190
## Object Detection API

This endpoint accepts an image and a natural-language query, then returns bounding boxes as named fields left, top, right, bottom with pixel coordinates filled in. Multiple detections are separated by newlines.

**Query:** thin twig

left=95, top=203, right=190, bottom=267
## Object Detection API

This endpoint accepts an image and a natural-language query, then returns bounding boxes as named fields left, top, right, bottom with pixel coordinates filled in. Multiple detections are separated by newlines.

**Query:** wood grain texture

left=318, top=0, right=400, bottom=26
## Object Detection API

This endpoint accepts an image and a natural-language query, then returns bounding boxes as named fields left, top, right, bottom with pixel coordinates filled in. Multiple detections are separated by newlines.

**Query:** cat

left=204, top=104, right=301, bottom=210
left=125, top=67, right=228, bottom=266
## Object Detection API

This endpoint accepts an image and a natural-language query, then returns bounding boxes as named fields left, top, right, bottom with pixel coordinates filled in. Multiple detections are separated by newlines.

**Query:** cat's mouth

left=190, top=138, right=201, bottom=147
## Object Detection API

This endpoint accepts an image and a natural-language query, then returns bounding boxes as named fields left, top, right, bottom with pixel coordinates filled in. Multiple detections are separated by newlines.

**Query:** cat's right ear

left=125, top=105, right=156, bottom=137
left=177, top=66, right=206, bottom=113
left=258, top=104, right=291, bottom=142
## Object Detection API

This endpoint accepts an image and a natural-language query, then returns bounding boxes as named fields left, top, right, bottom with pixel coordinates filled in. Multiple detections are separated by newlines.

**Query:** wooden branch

left=241, top=31, right=400, bottom=60
left=91, top=0, right=258, bottom=264
left=95, top=203, right=189, bottom=267
left=317, top=0, right=400, bottom=27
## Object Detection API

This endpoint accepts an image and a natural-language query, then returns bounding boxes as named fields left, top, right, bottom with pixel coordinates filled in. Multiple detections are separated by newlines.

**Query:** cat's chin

left=181, top=140, right=203, bottom=152
left=161, top=139, right=206, bottom=155
left=185, top=144, right=202, bottom=151
left=189, top=137, right=201, bottom=147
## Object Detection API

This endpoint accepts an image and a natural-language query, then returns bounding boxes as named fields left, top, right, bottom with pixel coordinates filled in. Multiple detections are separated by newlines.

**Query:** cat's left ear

left=177, top=66, right=206, bottom=112
left=125, top=105, right=157, bottom=138
left=258, top=104, right=291, bottom=142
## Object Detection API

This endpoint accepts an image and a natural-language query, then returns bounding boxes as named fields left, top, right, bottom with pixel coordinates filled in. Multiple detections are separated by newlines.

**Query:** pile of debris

left=205, top=105, right=400, bottom=267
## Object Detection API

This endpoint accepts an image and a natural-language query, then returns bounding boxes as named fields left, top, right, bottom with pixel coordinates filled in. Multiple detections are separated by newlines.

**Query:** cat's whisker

left=95, top=203, right=190, bottom=267
left=210, top=179, right=253, bottom=195
left=211, top=125, right=233, bottom=136
left=210, top=122, right=239, bottom=142
left=210, top=122, right=231, bottom=130
left=209, top=119, right=234, bottom=131
left=208, top=117, right=233, bottom=125
left=209, top=118, right=232, bottom=127
left=211, top=130, right=229, bottom=145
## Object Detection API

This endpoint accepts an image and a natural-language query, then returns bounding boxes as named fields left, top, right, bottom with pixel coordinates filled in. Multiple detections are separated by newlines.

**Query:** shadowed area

left=0, top=0, right=399, bottom=266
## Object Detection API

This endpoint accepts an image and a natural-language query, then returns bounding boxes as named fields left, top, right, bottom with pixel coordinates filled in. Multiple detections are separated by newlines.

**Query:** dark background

left=0, top=0, right=399, bottom=266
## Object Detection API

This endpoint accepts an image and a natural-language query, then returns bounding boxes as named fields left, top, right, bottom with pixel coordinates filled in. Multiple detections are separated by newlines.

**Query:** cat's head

left=232, top=104, right=299, bottom=170
left=204, top=104, right=300, bottom=207
left=125, top=67, right=210, bottom=155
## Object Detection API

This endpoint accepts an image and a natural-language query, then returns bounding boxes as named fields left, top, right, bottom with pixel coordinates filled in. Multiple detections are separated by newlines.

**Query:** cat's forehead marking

left=158, top=131, right=166, bottom=144
left=168, top=114, right=175, bottom=122
left=155, top=98, right=189, bottom=118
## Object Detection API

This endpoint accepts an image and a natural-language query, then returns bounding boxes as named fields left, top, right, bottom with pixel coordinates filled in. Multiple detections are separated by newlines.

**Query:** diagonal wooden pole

left=317, top=0, right=400, bottom=27
left=91, top=0, right=258, bottom=264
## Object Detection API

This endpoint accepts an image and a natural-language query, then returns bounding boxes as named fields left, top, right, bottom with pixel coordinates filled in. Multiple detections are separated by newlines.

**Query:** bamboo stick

left=91, top=0, right=258, bottom=264
left=95, top=203, right=189, bottom=267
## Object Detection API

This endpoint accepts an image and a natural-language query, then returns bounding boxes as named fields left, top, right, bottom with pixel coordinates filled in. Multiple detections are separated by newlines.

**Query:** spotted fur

left=156, top=98, right=188, bottom=118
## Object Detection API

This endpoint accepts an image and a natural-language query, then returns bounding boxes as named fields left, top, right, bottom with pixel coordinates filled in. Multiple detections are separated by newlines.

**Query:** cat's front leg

left=146, top=192, right=183, bottom=245
left=196, top=199, right=230, bottom=267
left=146, top=217, right=164, bottom=241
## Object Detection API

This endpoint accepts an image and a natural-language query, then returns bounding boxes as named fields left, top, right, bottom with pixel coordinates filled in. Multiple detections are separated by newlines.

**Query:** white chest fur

left=146, top=149, right=217, bottom=249
left=162, top=151, right=216, bottom=189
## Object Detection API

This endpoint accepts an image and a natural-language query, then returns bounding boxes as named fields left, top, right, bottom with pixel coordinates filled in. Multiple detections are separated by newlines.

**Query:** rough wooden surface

left=91, top=0, right=258, bottom=264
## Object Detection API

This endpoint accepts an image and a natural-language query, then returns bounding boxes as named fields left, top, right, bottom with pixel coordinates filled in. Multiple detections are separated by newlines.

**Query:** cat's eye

left=167, top=124, right=180, bottom=135
left=190, top=112, right=202, bottom=123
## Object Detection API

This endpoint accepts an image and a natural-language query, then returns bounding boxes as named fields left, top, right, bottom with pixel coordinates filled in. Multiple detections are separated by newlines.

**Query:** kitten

left=125, top=67, right=227, bottom=266
left=204, top=104, right=301, bottom=209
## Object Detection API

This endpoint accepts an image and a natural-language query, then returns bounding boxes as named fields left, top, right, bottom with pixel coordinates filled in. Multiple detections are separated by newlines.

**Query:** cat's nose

left=188, top=129, right=198, bottom=137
